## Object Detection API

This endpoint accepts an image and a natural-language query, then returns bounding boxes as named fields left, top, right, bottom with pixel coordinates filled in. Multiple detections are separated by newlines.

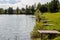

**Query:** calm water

left=0, top=15, right=35, bottom=40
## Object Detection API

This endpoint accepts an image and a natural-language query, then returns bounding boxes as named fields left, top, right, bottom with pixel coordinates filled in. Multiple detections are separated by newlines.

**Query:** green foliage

left=49, top=0, right=59, bottom=12
left=31, top=5, right=36, bottom=13
left=31, top=38, right=40, bottom=40
left=0, top=0, right=59, bottom=14
left=37, top=3, right=41, bottom=10
left=16, top=7, right=20, bottom=14
left=31, top=31, right=40, bottom=38
left=39, top=5, right=48, bottom=13
left=4, top=9, right=8, bottom=14
left=20, top=8, right=26, bottom=14
left=8, top=7, right=13, bottom=14
left=36, top=0, right=60, bottom=13
left=0, top=8, right=4, bottom=14
left=25, top=5, right=32, bottom=15
left=34, top=10, right=41, bottom=22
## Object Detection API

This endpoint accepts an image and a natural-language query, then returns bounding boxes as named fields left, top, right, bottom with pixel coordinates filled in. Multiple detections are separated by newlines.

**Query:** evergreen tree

left=49, top=0, right=59, bottom=12
left=39, top=5, right=48, bottom=13
left=31, top=5, right=36, bottom=15
left=4, top=9, right=8, bottom=14
left=8, top=7, right=13, bottom=14
left=16, top=7, right=20, bottom=14
left=0, top=8, right=4, bottom=14
left=37, top=3, right=41, bottom=10
left=20, top=8, right=26, bottom=14
left=25, top=5, right=32, bottom=15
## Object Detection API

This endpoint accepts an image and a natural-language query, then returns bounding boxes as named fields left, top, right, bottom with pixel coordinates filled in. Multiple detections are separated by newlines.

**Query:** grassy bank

left=31, top=38, right=40, bottom=40
left=31, top=12, right=60, bottom=40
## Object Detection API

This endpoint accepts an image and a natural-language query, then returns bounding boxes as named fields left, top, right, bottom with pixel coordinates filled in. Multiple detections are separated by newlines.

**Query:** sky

left=0, top=0, right=59, bottom=9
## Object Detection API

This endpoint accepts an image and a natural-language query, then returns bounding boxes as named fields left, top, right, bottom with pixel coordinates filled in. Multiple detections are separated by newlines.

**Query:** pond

left=0, top=15, right=35, bottom=40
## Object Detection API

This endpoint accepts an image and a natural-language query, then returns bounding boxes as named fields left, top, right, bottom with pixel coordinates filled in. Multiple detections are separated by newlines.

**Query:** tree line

left=0, top=5, right=36, bottom=15
left=0, top=0, right=60, bottom=14
left=37, top=0, right=60, bottom=13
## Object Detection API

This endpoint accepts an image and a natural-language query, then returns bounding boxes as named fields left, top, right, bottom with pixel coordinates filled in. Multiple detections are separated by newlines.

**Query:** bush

left=30, top=31, right=40, bottom=38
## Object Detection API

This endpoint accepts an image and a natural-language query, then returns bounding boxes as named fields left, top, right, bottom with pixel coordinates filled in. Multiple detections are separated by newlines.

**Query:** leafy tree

left=0, top=8, right=4, bottom=14
left=8, top=7, right=13, bottom=14
left=39, top=5, right=48, bottom=13
left=49, top=0, right=59, bottom=12
left=20, top=8, right=26, bottom=14
left=25, top=5, right=29, bottom=14
left=25, top=5, right=32, bottom=15
left=35, top=9, right=41, bottom=22
left=31, top=5, right=36, bottom=15
left=25, top=5, right=36, bottom=15
left=16, top=7, right=20, bottom=14
left=58, top=3, right=60, bottom=11
left=37, top=3, right=41, bottom=10
left=4, top=9, right=8, bottom=14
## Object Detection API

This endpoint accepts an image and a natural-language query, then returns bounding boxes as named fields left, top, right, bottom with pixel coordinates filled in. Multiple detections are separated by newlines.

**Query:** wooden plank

left=42, top=24, right=53, bottom=26
left=38, top=30, right=60, bottom=34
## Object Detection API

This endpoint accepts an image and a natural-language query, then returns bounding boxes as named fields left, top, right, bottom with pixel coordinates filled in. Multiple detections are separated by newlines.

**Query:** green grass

left=42, top=12, right=60, bottom=30
left=53, top=36, right=60, bottom=40
left=33, top=12, right=60, bottom=31
left=31, top=38, right=40, bottom=40
left=31, top=12, right=60, bottom=39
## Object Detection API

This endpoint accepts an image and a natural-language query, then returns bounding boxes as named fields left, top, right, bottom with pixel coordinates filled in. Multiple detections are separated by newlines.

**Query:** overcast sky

left=0, top=0, right=59, bottom=9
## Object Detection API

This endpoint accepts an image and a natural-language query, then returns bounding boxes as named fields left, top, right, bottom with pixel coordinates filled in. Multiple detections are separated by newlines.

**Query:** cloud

left=12, top=0, right=52, bottom=9
left=0, top=4, right=13, bottom=9
left=9, top=0, right=21, bottom=4
left=0, top=0, right=53, bottom=9
left=0, top=0, right=21, bottom=4
left=0, top=0, right=21, bottom=9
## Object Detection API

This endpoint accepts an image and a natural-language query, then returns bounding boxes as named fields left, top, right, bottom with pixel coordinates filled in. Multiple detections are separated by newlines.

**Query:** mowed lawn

left=42, top=12, right=60, bottom=30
